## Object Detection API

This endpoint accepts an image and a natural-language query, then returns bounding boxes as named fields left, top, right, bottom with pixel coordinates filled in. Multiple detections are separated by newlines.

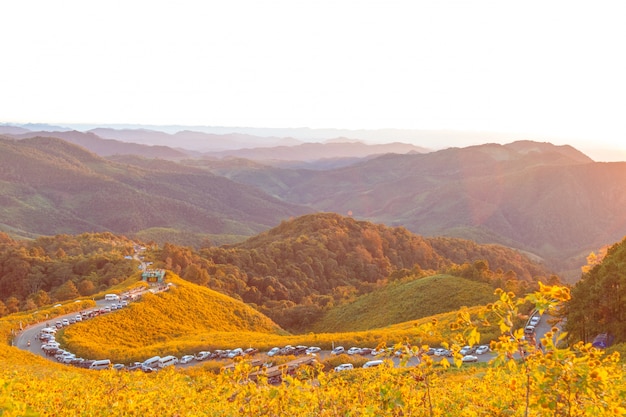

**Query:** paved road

left=13, top=298, right=122, bottom=358
left=13, top=300, right=553, bottom=371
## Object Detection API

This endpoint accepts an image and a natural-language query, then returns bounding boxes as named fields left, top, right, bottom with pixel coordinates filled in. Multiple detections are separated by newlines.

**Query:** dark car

left=244, top=348, right=258, bottom=356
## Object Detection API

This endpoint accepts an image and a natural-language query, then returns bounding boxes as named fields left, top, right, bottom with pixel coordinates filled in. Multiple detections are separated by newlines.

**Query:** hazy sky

left=2, top=1, right=625, bottom=160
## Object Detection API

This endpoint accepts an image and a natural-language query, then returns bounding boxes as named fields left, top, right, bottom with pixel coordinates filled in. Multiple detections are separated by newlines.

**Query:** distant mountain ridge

left=2, top=125, right=427, bottom=164
left=1, top=129, right=625, bottom=278
left=196, top=140, right=624, bottom=277
left=0, top=136, right=309, bottom=238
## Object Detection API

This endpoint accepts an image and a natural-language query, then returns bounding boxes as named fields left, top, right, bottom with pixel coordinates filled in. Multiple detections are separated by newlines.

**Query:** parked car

left=434, top=348, right=448, bottom=357
left=331, top=346, right=345, bottom=355
left=194, top=351, right=211, bottom=361
left=244, top=348, right=258, bottom=356
left=112, top=363, right=125, bottom=370
left=362, top=359, right=384, bottom=368
left=305, top=346, right=321, bottom=355
left=358, top=348, right=374, bottom=356
left=141, top=365, right=157, bottom=373
left=529, top=316, right=540, bottom=326
left=524, top=325, right=535, bottom=335
left=460, top=346, right=475, bottom=355
left=180, top=355, right=194, bottom=364
left=280, top=345, right=295, bottom=355
left=475, top=345, right=490, bottom=355
left=462, top=355, right=479, bottom=363
left=158, top=355, right=179, bottom=368
left=267, top=347, right=280, bottom=357
left=334, top=363, right=354, bottom=372
left=347, top=347, right=362, bottom=355
left=126, top=362, right=143, bottom=371
left=227, top=348, right=244, bottom=359
left=293, top=346, right=307, bottom=355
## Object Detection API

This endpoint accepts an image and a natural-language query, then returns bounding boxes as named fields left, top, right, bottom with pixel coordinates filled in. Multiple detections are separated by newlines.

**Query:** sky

left=2, top=0, right=625, bottom=160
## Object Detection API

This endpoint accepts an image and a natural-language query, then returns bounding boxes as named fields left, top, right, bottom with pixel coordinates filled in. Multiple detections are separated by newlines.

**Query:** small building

left=142, top=269, right=165, bottom=283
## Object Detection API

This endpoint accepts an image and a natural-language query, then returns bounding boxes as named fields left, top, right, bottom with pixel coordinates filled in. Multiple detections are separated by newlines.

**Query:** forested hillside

left=150, top=213, right=552, bottom=331
left=566, top=236, right=626, bottom=344
left=0, top=232, right=135, bottom=315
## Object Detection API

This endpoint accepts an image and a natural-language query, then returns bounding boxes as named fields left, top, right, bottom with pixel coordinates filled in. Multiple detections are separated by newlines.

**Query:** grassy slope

left=61, top=274, right=285, bottom=361
left=55, top=274, right=500, bottom=363
left=310, top=274, right=497, bottom=333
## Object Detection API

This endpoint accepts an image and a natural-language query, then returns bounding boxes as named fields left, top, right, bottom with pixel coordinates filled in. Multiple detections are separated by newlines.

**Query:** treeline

left=149, top=213, right=553, bottom=331
left=566, top=236, right=626, bottom=344
left=0, top=232, right=135, bottom=316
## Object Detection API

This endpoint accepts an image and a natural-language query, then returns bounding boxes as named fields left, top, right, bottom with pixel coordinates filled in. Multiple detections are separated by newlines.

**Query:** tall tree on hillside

left=54, top=280, right=80, bottom=302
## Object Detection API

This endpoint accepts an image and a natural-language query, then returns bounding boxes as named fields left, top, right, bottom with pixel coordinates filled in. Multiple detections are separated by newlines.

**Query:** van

left=143, top=356, right=161, bottom=369
left=363, top=359, right=384, bottom=368
left=104, top=294, right=120, bottom=301
left=158, top=355, right=179, bottom=368
left=89, top=359, right=111, bottom=370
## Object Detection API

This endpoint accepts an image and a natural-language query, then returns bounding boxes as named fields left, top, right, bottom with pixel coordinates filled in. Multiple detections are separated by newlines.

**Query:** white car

left=475, top=345, right=490, bottom=355
left=331, top=346, right=345, bottom=355
left=459, top=346, right=474, bottom=355
left=347, top=347, right=361, bottom=355
left=305, top=346, right=321, bottom=355
left=267, top=347, right=281, bottom=357
left=434, top=348, right=448, bottom=356
left=194, top=351, right=211, bottom=361
left=529, top=316, right=540, bottom=326
left=334, top=363, right=354, bottom=372
left=180, top=355, right=194, bottom=364
left=462, top=355, right=478, bottom=363
left=228, top=348, right=244, bottom=358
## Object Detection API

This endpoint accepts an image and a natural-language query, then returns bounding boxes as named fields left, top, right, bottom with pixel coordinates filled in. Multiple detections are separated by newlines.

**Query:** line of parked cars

left=39, top=294, right=135, bottom=370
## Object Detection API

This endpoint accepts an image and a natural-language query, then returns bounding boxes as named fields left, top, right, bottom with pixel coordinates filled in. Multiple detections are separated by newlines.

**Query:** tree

left=77, top=280, right=96, bottom=296
left=32, top=290, right=51, bottom=307
left=54, top=280, right=80, bottom=301
left=5, top=296, right=20, bottom=313
left=183, top=264, right=210, bottom=286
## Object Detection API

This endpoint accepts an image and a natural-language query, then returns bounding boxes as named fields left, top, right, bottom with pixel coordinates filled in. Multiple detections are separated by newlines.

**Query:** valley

left=0, top=128, right=625, bottom=415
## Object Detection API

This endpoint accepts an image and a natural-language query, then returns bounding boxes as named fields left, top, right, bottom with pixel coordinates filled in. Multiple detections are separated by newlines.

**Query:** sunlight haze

left=2, top=0, right=625, bottom=160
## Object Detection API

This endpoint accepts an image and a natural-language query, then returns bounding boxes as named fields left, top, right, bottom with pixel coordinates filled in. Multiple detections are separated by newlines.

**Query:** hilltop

left=151, top=213, right=551, bottom=331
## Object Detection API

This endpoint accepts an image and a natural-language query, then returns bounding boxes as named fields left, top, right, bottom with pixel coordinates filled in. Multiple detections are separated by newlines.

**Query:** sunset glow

left=1, top=1, right=625, bottom=160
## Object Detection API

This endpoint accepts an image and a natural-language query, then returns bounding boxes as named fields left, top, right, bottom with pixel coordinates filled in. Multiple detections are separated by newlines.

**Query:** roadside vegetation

left=2, top=282, right=625, bottom=416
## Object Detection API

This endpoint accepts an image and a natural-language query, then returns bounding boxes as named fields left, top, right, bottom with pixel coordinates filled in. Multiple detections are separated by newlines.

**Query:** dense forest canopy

left=0, top=214, right=554, bottom=332
left=0, top=232, right=135, bottom=315
left=149, top=213, right=553, bottom=331
left=566, top=236, right=626, bottom=344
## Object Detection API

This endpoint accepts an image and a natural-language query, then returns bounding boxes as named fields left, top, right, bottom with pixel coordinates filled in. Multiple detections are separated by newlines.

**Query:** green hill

left=310, top=274, right=496, bottom=332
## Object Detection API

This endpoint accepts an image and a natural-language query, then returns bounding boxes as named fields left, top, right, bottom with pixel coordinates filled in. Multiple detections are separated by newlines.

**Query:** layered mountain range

left=1, top=126, right=625, bottom=278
